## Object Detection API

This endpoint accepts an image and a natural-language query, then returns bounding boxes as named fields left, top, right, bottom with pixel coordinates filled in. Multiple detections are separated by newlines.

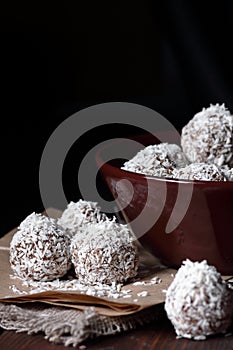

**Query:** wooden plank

left=0, top=317, right=233, bottom=350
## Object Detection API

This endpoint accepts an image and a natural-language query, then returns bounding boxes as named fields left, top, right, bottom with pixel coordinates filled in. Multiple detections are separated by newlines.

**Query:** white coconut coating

left=181, top=103, right=233, bottom=167
left=165, top=259, right=233, bottom=340
left=220, top=166, right=233, bottom=181
left=57, top=200, right=108, bottom=237
left=156, top=143, right=189, bottom=168
left=70, top=221, right=139, bottom=285
left=121, top=143, right=188, bottom=177
left=10, top=213, right=71, bottom=281
left=172, top=163, right=226, bottom=181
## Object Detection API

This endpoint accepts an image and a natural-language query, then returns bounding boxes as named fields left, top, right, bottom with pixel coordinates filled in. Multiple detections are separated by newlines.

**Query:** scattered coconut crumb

left=224, top=332, right=232, bottom=337
left=133, top=281, right=145, bottom=286
left=9, top=284, right=28, bottom=295
left=9, top=274, right=150, bottom=301
left=137, top=291, right=149, bottom=297
left=79, top=345, right=87, bottom=350
left=133, top=276, right=161, bottom=286
left=122, top=289, right=132, bottom=294
left=9, top=275, right=128, bottom=299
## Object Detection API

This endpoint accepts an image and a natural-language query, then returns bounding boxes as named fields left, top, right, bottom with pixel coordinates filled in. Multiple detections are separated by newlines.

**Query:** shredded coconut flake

left=137, top=291, right=149, bottom=297
left=220, top=165, right=233, bottom=181
left=132, top=276, right=160, bottom=287
left=9, top=274, right=131, bottom=299
left=172, top=163, right=226, bottom=181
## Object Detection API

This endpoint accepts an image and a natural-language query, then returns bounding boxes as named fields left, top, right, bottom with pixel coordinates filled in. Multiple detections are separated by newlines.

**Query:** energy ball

left=10, top=213, right=71, bottom=281
left=165, top=259, right=233, bottom=340
left=121, top=143, right=188, bottom=177
left=70, top=221, right=138, bottom=285
left=172, top=163, right=226, bottom=181
left=181, top=103, right=233, bottom=167
left=58, top=200, right=108, bottom=237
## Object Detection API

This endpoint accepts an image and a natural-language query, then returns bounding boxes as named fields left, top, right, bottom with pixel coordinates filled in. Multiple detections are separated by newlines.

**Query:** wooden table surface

left=1, top=314, right=233, bottom=350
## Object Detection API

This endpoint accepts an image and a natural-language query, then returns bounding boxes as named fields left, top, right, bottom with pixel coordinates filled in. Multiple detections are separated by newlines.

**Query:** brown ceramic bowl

left=96, top=133, right=233, bottom=274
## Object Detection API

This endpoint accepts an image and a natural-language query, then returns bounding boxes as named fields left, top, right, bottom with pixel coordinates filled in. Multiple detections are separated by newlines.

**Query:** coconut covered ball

left=121, top=143, right=188, bottom=177
left=165, top=259, right=233, bottom=340
left=10, top=213, right=71, bottom=281
left=181, top=103, right=233, bottom=167
left=57, top=200, right=108, bottom=237
left=70, top=221, right=138, bottom=285
left=172, top=163, right=226, bottom=181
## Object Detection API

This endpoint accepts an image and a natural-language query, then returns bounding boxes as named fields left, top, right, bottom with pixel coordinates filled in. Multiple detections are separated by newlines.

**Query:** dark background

left=1, top=1, right=233, bottom=236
